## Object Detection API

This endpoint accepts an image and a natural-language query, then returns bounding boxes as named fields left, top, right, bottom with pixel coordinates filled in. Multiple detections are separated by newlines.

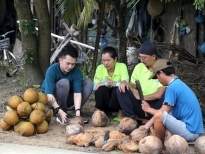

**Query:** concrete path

left=0, top=142, right=94, bottom=154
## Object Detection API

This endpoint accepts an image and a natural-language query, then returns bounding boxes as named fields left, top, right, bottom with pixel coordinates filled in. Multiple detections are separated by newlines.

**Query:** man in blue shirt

left=141, top=59, right=204, bottom=147
left=41, top=45, right=93, bottom=125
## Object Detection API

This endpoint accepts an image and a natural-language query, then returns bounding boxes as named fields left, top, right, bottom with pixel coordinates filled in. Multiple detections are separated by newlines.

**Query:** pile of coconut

left=0, top=88, right=52, bottom=136
left=65, top=110, right=205, bottom=154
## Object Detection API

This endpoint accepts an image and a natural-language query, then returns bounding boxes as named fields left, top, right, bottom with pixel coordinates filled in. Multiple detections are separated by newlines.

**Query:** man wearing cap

left=141, top=59, right=204, bottom=146
left=116, top=42, right=166, bottom=120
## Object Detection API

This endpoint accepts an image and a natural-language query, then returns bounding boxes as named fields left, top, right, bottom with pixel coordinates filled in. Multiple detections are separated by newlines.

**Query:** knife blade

left=136, top=80, right=148, bottom=117
left=101, top=130, right=110, bottom=149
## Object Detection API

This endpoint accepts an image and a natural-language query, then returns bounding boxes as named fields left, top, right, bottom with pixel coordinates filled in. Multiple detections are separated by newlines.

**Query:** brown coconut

left=17, top=102, right=32, bottom=117
left=19, top=121, right=35, bottom=136
left=31, top=102, right=45, bottom=111
left=35, top=120, right=49, bottom=134
left=14, top=121, right=24, bottom=133
left=8, top=95, right=23, bottom=109
left=119, top=117, right=137, bottom=135
left=0, top=119, right=12, bottom=131
left=65, top=123, right=84, bottom=136
left=23, top=88, right=39, bottom=104
left=165, top=135, right=189, bottom=154
left=92, top=110, right=108, bottom=127
left=139, top=135, right=162, bottom=154
left=129, top=127, right=148, bottom=143
left=44, top=108, right=52, bottom=124
left=29, top=109, right=45, bottom=125
left=68, top=116, right=84, bottom=126
left=38, top=92, right=48, bottom=105
left=3, top=110, right=19, bottom=125
left=194, top=136, right=205, bottom=154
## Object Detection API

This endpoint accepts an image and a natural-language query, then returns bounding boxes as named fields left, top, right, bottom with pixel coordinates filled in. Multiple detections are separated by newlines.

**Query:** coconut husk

left=118, top=140, right=139, bottom=153
left=147, top=0, right=164, bottom=16
left=102, top=139, right=121, bottom=152
left=109, top=131, right=128, bottom=140
left=65, top=132, right=94, bottom=147
left=129, top=127, right=148, bottom=143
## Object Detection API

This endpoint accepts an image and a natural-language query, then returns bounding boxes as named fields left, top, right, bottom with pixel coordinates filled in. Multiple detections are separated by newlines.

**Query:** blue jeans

left=54, top=78, right=93, bottom=112
left=162, top=111, right=200, bottom=141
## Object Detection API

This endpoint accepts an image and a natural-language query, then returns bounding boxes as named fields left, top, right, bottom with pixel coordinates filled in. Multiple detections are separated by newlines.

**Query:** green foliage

left=193, top=0, right=205, bottom=9
left=56, top=0, right=98, bottom=29
left=21, top=49, right=34, bottom=64
left=19, top=20, right=36, bottom=35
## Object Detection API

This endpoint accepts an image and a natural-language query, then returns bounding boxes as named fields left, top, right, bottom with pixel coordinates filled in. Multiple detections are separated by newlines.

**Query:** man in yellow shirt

left=116, top=42, right=166, bottom=121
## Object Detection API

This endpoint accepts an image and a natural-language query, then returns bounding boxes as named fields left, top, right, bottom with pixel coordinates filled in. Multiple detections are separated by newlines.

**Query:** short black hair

left=101, top=46, right=118, bottom=59
left=58, top=45, right=78, bottom=59
left=160, top=66, right=175, bottom=76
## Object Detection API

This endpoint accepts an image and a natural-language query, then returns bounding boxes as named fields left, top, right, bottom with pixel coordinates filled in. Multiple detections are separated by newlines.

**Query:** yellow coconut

left=38, top=92, right=48, bottom=105
left=23, top=88, right=39, bottom=104
left=0, top=118, right=13, bottom=131
left=19, top=121, right=35, bottom=136
left=3, top=110, right=19, bottom=125
left=35, top=120, right=49, bottom=134
left=8, top=95, right=23, bottom=109
left=31, top=102, right=45, bottom=111
left=17, top=102, right=32, bottom=117
left=14, top=120, right=25, bottom=133
left=44, top=108, right=52, bottom=124
left=29, top=110, right=45, bottom=125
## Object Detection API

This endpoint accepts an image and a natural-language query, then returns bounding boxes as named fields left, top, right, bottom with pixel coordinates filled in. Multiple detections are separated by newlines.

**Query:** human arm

left=47, top=94, right=67, bottom=124
left=144, top=86, right=166, bottom=101
left=73, top=93, right=82, bottom=116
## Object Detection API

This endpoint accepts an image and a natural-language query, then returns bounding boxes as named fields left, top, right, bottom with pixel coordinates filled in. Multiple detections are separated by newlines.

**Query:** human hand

left=141, top=101, right=150, bottom=112
left=139, top=125, right=149, bottom=130
left=58, top=109, right=68, bottom=124
left=119, top=81, right=129, bottom=92
left=105, top=78, right=116, bottom=87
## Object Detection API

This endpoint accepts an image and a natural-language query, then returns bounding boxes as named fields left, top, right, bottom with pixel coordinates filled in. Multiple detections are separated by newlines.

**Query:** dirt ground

left=0, top=67, right=126, bottom=153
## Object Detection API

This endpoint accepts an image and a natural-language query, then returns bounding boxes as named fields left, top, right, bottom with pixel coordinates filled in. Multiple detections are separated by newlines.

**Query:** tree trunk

left=0, top=0, right=6, bottom=25
left=14, top=0, right=43, bottom=87
left=34, top=0, right=51, bottom=76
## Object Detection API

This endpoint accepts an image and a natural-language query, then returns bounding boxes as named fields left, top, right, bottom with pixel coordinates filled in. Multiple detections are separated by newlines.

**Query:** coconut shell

left=119, top=117, right=137, bottom=135
left=129, top=127, right=148, bottom=143
left=8, top=95, right=23, bottom=109
left=68, top=116, right=84, bottom=126
left=44, top=108, right=52, bottom=124
left=92, top=110, right=108, bottom=127
left=65, top=132, right=94, bottom=147
left=139, top=135, right=162, bottom=154
left=65, top=123, right=84, bottom=136
left=19, top=121, right=35, bottom=136
left=23, top=88, right=39, bottom=104
left=35, top=120, right=48, bottom=134
left=0, top=119, right=12, bottom=131
left=3, top=110, right=19, bottom=125
left=29, top=110, right=45, bottom=125
left=118, top=140, right=139, bottom=153
left=17, top=102, right=32, bottom=117
left=38, top=92, right=48, bottom=105
left=194, top=136, right=205, bottom=154
left=165, top=135, right=189, bottom=154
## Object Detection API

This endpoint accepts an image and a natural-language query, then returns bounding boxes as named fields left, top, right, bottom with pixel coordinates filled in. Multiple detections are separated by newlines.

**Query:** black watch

left=53, top=107, right=60, bottom=114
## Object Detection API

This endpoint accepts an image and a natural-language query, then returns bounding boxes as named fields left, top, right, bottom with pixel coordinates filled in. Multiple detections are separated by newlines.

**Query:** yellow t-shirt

left=131, top=63, right=162, bottom=95
left=93, top=62, right=129, bottom=89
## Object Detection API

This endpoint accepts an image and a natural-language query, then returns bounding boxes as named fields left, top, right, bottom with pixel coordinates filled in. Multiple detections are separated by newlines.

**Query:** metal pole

left=90, top=0, right=106, bottom=80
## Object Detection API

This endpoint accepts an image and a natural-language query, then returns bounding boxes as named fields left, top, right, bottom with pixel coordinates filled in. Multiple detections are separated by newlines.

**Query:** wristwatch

left=53, top=107, right=60, bottom=114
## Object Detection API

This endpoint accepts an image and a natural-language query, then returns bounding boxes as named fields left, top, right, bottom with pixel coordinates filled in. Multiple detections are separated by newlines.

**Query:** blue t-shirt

left=164, top=78, right=204, bottom=134
left=41, top=63, right=83, bottom=94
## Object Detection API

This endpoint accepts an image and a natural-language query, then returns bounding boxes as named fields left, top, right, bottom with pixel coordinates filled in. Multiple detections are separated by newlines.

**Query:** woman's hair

left=101, top=46, right=117, bottom=59
left=160, top=66, right=175, bottom=76
left=58, top=45, right=78, bottom=59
